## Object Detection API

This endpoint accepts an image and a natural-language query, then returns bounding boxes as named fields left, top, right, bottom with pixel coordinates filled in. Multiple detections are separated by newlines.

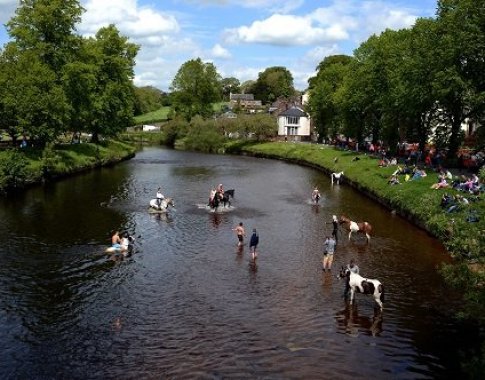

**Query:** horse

left=339, top=215, right=372, bottom=243
left=149, top=197, right=175, bottom=212
left=331, top=171, right=344, bottom=185
left=211, top=189, right=235, bottom=210
left=339, top=266, right=384, bottom=310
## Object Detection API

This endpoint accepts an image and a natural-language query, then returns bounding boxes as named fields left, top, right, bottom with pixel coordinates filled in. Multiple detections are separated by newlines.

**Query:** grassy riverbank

left=0, top=140, right=136, bottom=193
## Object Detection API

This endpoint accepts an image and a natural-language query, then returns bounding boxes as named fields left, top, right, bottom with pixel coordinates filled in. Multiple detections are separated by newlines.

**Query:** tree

left=240, top=80, right=256, bottom=94
left=86, top=25, right=139, bottom=142
left=220, top=77, right=241, bottom=100
left=252, top=66, right=295, bottom=104
left=0, top=44, right=69, bottom=147
left=170, top=58, right=222, bottom=120
left=3, top=0, right=83, bottom=146
left=6, top=0, right=83, bottom=76
left=307, top=55, right=352, bottom=142
left=134, top=86, right=165, bottom=115
left=434, top=0, right=485, bottom=157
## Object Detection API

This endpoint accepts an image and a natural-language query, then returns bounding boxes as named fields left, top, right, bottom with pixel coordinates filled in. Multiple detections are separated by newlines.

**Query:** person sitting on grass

left=431, top=174, right=449, bottom=190
left=388, top=175, right=400, bottom=185
left=411, top=167, right=427, bottom=180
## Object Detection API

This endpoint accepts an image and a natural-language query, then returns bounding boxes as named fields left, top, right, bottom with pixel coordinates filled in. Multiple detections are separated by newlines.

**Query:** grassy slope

left=133, top=107, right=171, bottom=124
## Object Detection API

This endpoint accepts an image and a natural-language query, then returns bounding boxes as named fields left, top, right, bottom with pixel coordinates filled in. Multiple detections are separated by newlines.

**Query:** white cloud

left=210, top=44, right=231, bottom=59
left=80, top=0, right=179, bottom=37
left=224, top=14, right=348, bottom=46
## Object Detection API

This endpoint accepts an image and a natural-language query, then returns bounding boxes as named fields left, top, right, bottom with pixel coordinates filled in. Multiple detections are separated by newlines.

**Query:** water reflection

left=336, top=305, right=384, bottom=337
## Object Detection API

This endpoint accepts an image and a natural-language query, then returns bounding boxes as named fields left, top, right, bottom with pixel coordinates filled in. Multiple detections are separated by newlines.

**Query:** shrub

left=0, top=150, right=29, bottom=192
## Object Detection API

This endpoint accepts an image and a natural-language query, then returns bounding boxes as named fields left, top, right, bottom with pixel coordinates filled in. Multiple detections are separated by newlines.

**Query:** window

left=287, top=126, right=298, bottom=135
left=286, top=116, right=299, bottom=125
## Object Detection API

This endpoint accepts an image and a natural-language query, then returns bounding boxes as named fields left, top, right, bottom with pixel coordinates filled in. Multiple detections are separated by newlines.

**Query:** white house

left=277, top=106, right=311, bottom=141
left=142, top=125, right=160, bottom=132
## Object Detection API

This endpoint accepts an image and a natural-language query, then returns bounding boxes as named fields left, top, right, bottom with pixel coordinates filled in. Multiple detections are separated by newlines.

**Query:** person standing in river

left=322, top=235, right=336, bottom=272
left=249, top=228, right=259, bottom=260
left=232, top=222, right=246, bottom=247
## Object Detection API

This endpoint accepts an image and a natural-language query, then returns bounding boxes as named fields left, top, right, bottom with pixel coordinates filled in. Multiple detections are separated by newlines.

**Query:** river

left=0, top=147, right=479, bottom=379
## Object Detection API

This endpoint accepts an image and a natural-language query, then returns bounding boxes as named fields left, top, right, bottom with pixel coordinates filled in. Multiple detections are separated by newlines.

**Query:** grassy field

left=133, top=107, right=171, bottom=124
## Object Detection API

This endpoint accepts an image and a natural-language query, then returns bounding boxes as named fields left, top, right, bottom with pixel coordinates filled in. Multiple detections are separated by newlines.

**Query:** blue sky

left=0, top=0, right=438, bottom=91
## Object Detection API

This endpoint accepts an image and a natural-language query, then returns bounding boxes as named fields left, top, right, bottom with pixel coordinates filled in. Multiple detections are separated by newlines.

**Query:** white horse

left=149, top=197, right=175, bottom=212
left=339, top=266, right=384, bottom=309
left=331, top=171, right=344, bottom=185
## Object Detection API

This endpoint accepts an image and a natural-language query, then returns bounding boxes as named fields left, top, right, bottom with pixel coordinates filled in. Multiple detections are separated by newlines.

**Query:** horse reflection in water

left=339, top=215, right=372, bottom=243
left=336, top=305, right=383, bottom=337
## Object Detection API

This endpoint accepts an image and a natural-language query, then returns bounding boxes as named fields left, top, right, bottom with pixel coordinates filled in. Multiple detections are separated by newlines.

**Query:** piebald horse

left=339, top=215, right=372, bottom=243
left=339, top=266, right=384, bottom=309
left=149, top=197, right=175, bottom=212
left=331, top=171, right=344, bottom=185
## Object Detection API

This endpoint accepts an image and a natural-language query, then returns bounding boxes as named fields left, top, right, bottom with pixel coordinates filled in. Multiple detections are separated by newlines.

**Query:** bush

left=0, top=150, right=29, bottom=192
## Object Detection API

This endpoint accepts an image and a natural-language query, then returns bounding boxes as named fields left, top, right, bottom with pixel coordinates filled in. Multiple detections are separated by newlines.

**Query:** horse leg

left=349, top=288, right=355, bottom=304
left=348, top=231, right=352, bottom=241
left=375, top=296, right=383, bottom=310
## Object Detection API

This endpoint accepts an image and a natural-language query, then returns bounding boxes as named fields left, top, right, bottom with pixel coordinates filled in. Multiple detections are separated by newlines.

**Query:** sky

left=0, top=0, right=438, bottom=91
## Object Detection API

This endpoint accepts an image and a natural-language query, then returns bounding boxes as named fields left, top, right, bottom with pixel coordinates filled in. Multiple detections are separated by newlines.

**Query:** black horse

left=212, top=189, right=235, bottom=209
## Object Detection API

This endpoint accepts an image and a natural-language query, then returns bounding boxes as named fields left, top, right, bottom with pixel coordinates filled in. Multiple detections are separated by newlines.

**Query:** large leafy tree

left=252, top=66, right=295, bottom=104
left=0, top=45, right=69, bottom=147
left=391, top=19, right=441, bottom=151
left=170, top=58, right=222, bottom=120
left=2, top=0, right=83, bottom=146
left=434, top=0, right=485, bottom=156
left=307, top=55, right=352, bottom=142
left=87, top=25, right=139, bottom=142
left=6, top=0, right=83, bottom=76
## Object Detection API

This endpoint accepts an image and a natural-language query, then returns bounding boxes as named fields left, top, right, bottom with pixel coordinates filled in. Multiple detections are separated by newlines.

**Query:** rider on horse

left=156, top=187, right=164, bottom=207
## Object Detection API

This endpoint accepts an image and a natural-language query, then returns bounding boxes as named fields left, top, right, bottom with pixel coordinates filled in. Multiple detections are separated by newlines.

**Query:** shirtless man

left=111, top=231, right=121, bottom=250
left=232, top=222, right=246, bottom=247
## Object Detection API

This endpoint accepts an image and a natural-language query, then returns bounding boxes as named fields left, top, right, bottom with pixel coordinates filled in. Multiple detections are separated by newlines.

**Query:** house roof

left=279, top=106, right=307, bottom=117
left=230, top=93, right=254, bottom=101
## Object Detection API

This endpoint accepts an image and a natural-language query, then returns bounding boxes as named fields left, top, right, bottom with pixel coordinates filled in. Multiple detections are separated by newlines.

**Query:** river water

left=0, top=147, right=479, bottom=379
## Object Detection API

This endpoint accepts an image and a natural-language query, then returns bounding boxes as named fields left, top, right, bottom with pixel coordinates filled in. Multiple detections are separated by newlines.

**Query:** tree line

left=2, top=0, right=482, bottom=160
left=307, top=0, right=484, bottom=158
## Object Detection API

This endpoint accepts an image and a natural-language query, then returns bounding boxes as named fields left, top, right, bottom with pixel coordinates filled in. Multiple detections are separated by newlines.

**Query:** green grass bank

left=0, top=140, right=136, bottom=193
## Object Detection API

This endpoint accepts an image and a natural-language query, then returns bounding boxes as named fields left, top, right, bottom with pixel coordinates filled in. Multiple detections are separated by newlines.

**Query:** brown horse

left=339, top=215, right=372, bottom=243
